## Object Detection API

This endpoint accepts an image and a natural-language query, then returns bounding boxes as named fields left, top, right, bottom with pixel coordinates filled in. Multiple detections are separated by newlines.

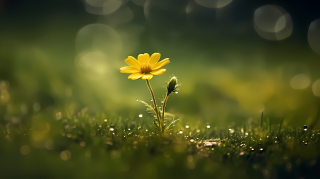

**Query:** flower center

left=140, top=63, right=152, bottom=74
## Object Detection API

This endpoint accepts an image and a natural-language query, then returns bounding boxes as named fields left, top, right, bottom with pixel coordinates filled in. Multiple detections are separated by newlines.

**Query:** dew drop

left=179, top=130, right=183, bottom=134
left=161, top=101, right=164, bottom=104
left=136, top=98, right=138, bottom=101
left=207, top=124, right=211, bottom=129
left=110, top=126, right=114, bottom=132
left=260, top=148, right=263, bottom=151
left=150, top=99, right=153, bottom=102
left=146, top=129, right=148, bottom=132
left=175, top=91, right=178, bottom=94
left=139, top=114, right=143, bottom=118
left=128, top=128, right=131, bottom=131
left=185, top=124, right=190, bottom=129
left=303, top=125, right=307, bottom=131
left=190, top=138, right=194, bottom=143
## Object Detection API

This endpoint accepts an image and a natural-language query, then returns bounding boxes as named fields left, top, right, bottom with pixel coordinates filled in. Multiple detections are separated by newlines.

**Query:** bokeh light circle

left=132, top=0, right=146, bottom=6
left=308, top=19, right=320, bottom=54
left=85, top=0, right=122, bottom=15
left=75, top=23, right=122, bottom=55
left=195, top=0, right=232, bottom=8
left=254, top=5, right=292, bottom=40
left=60, top=150, right=71, bottom=161
left=290, top=74, right=310, bottom=90
left=312, top=79, right=320, bottom=97
left=144, top=0, right=186, bottom=25
left=75, top=50, right=110, bottom=80
left=20, top=145, right=30, bottom=155
left=100, top=5, right=134, bottom=26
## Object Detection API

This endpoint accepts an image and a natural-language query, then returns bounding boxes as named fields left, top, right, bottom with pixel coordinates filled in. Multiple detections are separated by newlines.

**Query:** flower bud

left=166, top=76, right=178, bottom=95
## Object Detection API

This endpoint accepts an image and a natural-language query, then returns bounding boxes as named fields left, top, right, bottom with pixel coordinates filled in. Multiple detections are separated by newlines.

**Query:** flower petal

left=138, top=53, right=150, bottom=64
left=149, top=53, right=161, bottom=66
left=142, top=74, right=153, bottom=80
left=125, top=56, right=140, bottom=68
left=128, top=73, right=143, bottom=80
left=150, top=68, right=166, bottom=75
left=152, top=58, right=170, bottom=70
left=120, top=66, right=140, bottom=73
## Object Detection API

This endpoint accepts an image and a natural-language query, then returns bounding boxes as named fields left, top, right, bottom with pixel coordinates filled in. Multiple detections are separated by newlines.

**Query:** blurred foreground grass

left=1, top=108, right=320, bottom=179
left=1, top=1, right=320, bottom=178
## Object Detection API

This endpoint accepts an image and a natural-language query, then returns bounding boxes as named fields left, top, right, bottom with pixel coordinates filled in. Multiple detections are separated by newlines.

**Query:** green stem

left=145, top=80, right=161, bottom=130
left=146, top=80, right=157, bottom=109
left=162, top=95, right=169, bottom=129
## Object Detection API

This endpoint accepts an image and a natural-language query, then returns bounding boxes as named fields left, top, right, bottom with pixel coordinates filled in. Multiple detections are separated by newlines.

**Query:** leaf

left=164, top=112, right=175, bottom=119
left=153, top=120, right=160, bottom=131
left=139, top=100, right=157, bottom=118
left=166, top=118, right=179, bottom=130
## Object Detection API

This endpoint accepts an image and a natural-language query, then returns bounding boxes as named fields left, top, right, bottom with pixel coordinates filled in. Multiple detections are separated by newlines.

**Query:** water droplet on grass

left=185, top=124, right=190, bottom=129
left=229, top=128, right=235, bottom=133
left=304, top=125, right=307, bottom=131
left=110, top=126, right=114, bottom=132
left=139, top=114, right=143, bottom=118
left=175, top=91, right=178, bottom=94
left=136, top=98, right=138, bottom=101
left=207, top=124, right=211, bottom=129
left=179, top=130, right=183, bottom=134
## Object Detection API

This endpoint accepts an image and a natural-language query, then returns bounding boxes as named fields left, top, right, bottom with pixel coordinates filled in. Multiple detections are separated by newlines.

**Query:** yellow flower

left=120, top=53, right=170, bottom=80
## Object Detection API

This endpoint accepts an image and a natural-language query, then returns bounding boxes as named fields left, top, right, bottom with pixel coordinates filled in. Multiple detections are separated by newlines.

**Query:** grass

left=1, top=109, right=320, bottom=179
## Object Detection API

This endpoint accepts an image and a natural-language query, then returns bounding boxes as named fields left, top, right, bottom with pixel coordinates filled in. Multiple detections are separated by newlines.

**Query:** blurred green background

left=1, top=0, right=320, bottom=129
